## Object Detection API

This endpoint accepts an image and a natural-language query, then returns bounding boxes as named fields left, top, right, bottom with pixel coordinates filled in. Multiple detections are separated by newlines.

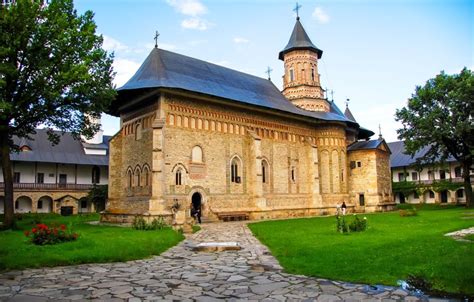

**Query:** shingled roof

left=278, top=18, right=323, bottom=60
left=387, top=141, right=456, bottom=168
left=113, top=48, right=373, bottom=136
left=11, top=129, right=110, bottom=166
left=348, top=139, right=390, bottom=153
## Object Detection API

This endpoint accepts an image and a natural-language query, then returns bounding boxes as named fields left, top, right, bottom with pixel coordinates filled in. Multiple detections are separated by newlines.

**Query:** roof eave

left=278, top=47, right=323, bottom=61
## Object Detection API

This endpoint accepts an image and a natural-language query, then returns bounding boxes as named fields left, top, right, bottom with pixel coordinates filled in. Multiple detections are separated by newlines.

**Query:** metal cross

left=378, top=124, right=383, bottom=139
left=154, top=31, right=160, bottom=48
left=330, top=90, right=334, bottom=102
left=346, top=98, right=350, bottom=107
left=293, top=2, right=302, bottom=19
left=265, top=66, right=273, bottom=80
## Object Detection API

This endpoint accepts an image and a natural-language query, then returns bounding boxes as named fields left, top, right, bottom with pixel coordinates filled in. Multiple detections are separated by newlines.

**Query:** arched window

left=291, top=166, right=296, bottom=183
left=135, top=123, right=142, bottom=140
left=143, top=165, right=150, bottom=186
left=262, top=160, right=269, bottom=184
left=127, top=169, right=133, bottom=188
left=92, top=166, right=100, bottom=184
left=289, top=69, right=294, bottom=82
left=134, top=167, right=141, bottom=187
left=37, top=199, right=43, bottom=209
left=231, top=157, right=242, bottom=183
left=191, top=146, right=203, bottom=163
left=176, top=169, right=182, bottom=186
left=311, top=68, right=315, bottom=81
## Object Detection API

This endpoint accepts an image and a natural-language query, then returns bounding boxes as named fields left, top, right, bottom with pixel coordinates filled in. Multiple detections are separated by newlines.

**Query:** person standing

left=341, top=201, right=347, bottom=215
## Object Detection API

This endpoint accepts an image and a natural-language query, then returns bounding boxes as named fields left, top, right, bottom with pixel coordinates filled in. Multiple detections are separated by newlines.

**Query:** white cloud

left=233, top=37, right=249, bottom=44
left=312, top=7, right=330, bottom=24
left=102, top=35, right=129, bottom=52
left=166, top=0, right=213, bottom=31
left=181, top=18, right=211, bottom=31
left=112, top=58, right=140, bottom=88
left=166, top=0, right=207, bottom=16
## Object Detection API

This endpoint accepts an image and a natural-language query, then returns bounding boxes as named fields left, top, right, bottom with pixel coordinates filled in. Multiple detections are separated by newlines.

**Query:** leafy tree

left=0, top=0, right=115, bottom=228
left=85, top=184, right=108, bottom=212
left=395, top=68, right=473, bottom=207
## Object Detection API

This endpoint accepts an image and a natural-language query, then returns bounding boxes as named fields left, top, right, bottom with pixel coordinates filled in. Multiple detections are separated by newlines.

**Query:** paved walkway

left=0, top=222, right=447, bottom=301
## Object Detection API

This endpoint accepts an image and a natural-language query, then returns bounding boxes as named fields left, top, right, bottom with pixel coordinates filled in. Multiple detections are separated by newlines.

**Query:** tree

left=0, top=0, right=116, bottom=228
left=85, top=184, right=108, bottom=212
left=395, top=68, right=474, bottom=207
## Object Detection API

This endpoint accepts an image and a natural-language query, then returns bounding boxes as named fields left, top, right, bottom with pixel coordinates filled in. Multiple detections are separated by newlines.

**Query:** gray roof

left=114, top=48, right=368, bottom=132
left=387, top=141, right=456, bottom=168
left=11, top=129, right=110, bottom=166
left=347, top=139, right=388, bottom=152
left=278, top=18, right=323, bottom=60
left=344, top=106, right=357, bottom=122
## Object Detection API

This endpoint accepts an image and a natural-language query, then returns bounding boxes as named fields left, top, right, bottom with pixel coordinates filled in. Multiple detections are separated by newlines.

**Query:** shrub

left=349, top=215, right=367, bottom=232
left=132, top=216, right=169, bottom=230
left=336, top=215, right=349, bottom=233
left=24, top=223, right=78, bottom=245
left=399, top=209, right=418, bottom=217
left=336, top=214, right=367, bottom=233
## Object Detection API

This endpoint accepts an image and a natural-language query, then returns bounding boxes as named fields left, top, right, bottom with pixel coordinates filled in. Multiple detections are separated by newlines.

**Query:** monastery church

left=102, top=16, right=394, bottom=225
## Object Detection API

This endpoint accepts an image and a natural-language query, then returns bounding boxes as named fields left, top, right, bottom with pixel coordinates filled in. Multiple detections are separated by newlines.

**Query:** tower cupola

left=280, top=18, right=329, bottom=112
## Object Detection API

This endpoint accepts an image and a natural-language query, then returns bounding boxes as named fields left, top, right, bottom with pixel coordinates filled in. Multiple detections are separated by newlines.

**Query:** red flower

left=60, top=224, right=66, bottom=230
left=24, top=230, right=30, bottom=237
left=32, top=228, right=37, bottom=233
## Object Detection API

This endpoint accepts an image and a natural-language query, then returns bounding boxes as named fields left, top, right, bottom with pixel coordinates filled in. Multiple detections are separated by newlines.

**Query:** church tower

left=279, top=17, right=329, bottom=112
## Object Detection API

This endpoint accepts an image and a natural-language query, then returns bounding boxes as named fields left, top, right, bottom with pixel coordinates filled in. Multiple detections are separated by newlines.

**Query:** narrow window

left=135, top=169, right=141, bottom=187
left=357, top=161, right=361, bottom=168
left=231, top=158, right=241, bottom=183
left=454, top=167, right=462, bottom=178
left=13, top=172, right=20, bottom=183
left=291, top=167, right=296, bottom=183
left=37, top=173, right=44, bottom=184
left=15, top=200, right=19, bottom=209
left=176, top=169, right=182, bottom=186
left=429, top=191, right=435, bottom=198
left=439, top=170, right=446, bottom=180
left=92, top=166, right=100, bottom=184
left=413, top=191, right=419, bottom=199
left=411, top=172, right=418, bottom=181
left=398, top=173, right=405, bottom=182
left=311, top=68, right=315, bottom=81
left=81, top=199, right=87, bottom=209
left=262, top=160, right=269, bottom=184
left=38, top=200, right=43, bottom=209
left=359, top=194, right=365, bottom=206
left=457, top=189, right=464, bottom=198
left=127, top=170, right=132, bottom=188
left=144, top=167, right=149, bottom=186
left=289, top=69, right=294, bottom=82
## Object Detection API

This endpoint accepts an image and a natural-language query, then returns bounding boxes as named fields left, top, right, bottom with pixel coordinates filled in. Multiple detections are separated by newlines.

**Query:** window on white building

left=37, top=173, right=44, bottom=184
left=411, top=172, right=418, bottom=181
left=13, top=172, right=20, bottom=183
left=454, top=167, right=462, bottom=178
left=398, top=173, right=405, bottom=182
left=92, top=166, right=100, bottom=184
left=428, top=171, right=434, bottom=180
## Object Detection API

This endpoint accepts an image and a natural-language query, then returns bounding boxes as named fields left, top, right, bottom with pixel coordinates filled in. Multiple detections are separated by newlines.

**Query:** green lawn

left=248, top=206, right=474, bottom=295
left=0, top=213, right=184, bottom=271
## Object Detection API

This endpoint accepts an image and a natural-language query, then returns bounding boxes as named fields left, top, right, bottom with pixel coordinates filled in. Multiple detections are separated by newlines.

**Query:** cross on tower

left=154, top=31, right=160, bottom=48
left=265, top=66, right=273, bottom=80
left=293, top=2, right=302, bottom=19
left=346, top=98, right=350, bottom=108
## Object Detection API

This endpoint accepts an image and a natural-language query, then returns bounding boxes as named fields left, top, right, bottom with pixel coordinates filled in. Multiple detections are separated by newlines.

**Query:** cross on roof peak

left=293, top=2, right=302, bottom=20
left=154, top=31, right=160, bottom=48
left=265, top=66, right=273, bottom=80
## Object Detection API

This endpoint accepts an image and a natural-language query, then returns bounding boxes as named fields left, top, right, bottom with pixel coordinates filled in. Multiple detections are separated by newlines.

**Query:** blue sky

left=75, top=0, right=473, bottom=142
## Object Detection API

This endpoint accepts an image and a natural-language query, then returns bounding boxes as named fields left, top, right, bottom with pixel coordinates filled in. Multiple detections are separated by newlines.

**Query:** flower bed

left=24, top=223, right=78, bottom=245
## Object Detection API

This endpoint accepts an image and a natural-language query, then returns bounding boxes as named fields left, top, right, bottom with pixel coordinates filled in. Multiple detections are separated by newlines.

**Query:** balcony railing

left=0, top=183, right=94, bottom=191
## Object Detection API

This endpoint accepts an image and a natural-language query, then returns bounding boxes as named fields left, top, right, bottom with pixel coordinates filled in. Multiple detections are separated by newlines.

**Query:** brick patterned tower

left=279, top=17, right=329, bottom=112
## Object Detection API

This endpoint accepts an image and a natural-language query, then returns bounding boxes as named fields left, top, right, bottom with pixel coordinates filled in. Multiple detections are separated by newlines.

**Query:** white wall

left=0, top=162, right=108, bottom=185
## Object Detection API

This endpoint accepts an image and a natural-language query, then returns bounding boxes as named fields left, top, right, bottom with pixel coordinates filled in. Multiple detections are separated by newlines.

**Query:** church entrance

left=191, top=192, right=202, bottom=223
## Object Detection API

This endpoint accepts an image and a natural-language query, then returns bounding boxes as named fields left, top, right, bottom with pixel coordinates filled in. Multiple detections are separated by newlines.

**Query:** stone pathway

left=445, top=226, right=474, bottom=242
left=0, top=222, right=450, bottom=301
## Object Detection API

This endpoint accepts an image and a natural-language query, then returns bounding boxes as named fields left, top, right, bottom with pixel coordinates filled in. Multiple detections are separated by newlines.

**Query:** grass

left=192, top=225, right=201, bottom=233
left=248, top=206, right=474, bottom=295
left=465, top=234, right=474, bottom=241
left=0, top=213, right=184, bottom=271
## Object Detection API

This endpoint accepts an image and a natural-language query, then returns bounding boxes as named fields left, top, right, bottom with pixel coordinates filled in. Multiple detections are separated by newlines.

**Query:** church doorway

left=191, top=192, right=202, bottom=223
left=440, top=190, right=448, bottom=203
